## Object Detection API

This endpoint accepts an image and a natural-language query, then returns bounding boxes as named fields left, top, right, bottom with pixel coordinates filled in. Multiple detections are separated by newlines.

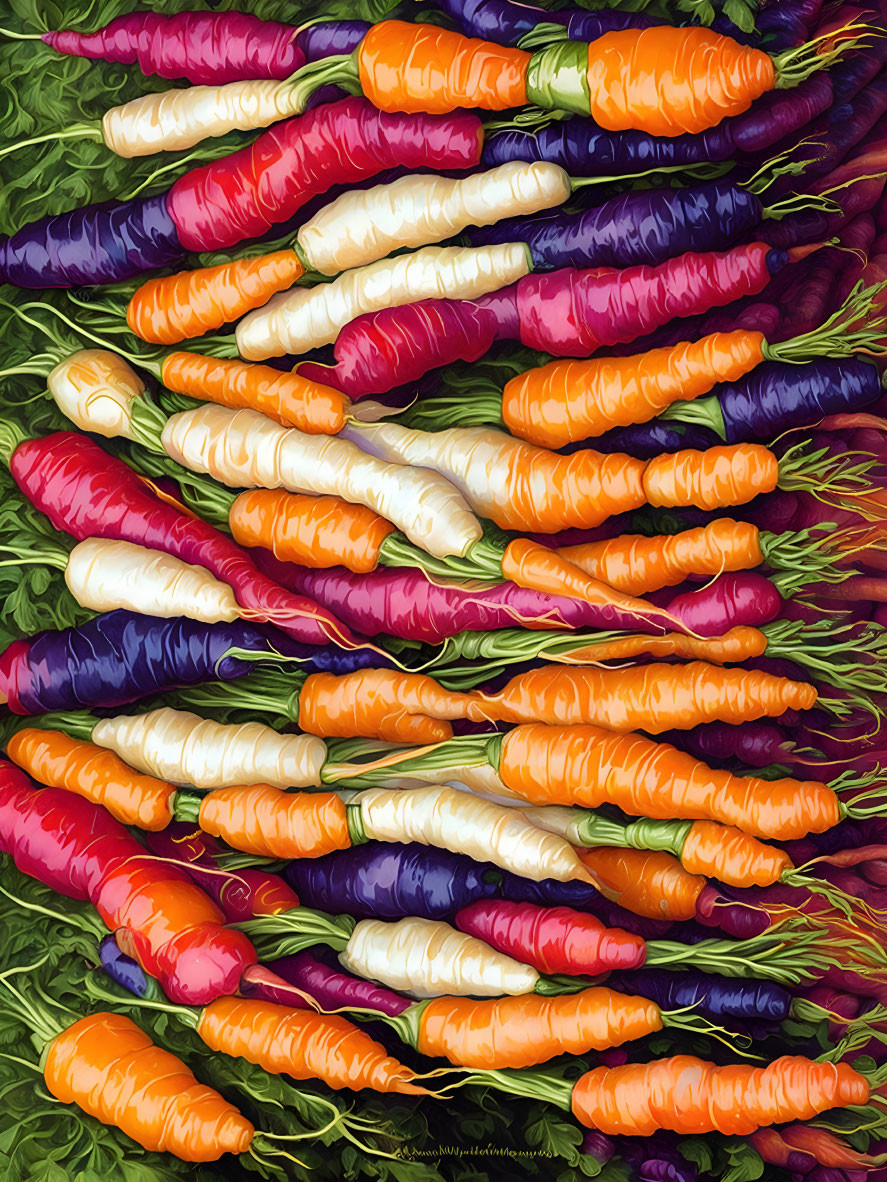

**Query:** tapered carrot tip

left=501, top=538, right=674, bottom=629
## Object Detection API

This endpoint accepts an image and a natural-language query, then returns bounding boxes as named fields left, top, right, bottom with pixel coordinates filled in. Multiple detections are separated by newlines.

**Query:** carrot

left=558, top=519, right=763, bottom=595
left=6, top=728, right=175, bottom=830
left=228, top=488, right=394, bottom=573
left=467, top=662, right=817, bottom=732
left=560, top=626, right=769, bottom=665
left=643, top=444, right=779, bottom=509
left=45, top=1011, right=255, bottom=1160
left=499, top=537, right=680, bottom=632
left=195, top=785, right=351, bottom=859
left=416, top=989, right=663, bottom=1069
left=576, top=847, right=704, bottom=920
left=356, top=22, right=530, bottom=113
left=197, top=996, right=429, bottom=1094
left=298, top=669, right=472, bottom=744
left=493, top=724, right=841, bottom=838
left=503, top=333, right=766, bottom=449
left=127, top=251, right=305, bottom=344
left=680, top=820, right=792, bottom=887
left=160, top=353, right=350, bottom=435
left=568, top=1055, right=869, bottom=1135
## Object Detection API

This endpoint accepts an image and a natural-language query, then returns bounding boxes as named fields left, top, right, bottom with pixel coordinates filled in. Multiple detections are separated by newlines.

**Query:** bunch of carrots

left=2, top=0, right=887, bottom=1179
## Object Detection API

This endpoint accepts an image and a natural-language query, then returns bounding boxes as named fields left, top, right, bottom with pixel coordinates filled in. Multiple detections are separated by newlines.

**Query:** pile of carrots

left=3, top=0, right=887, bottom=1178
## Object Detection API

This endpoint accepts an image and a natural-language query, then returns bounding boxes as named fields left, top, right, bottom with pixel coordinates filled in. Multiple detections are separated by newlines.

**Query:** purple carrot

left=661, top=721, right=797, bottom=768
left=263, top=949, right=411, bottom=1016
left=432, top=0, right=654, bottom=44
left=236, top=964, right=314, bottom=1009
left=99, top=934, right=159, bottom=1000
left=0, top=193, right=183, bottom=288
left=468, top=180, right=768, bottom=271
left=302, top=244, right=788, bottom=396
left=584, top=421, right=723, bottom=459
left=481, top=74, right=833, bottom=171
left=0, top=611, right=378, bottom=715
left=604, top=968, right=792, bottom=1022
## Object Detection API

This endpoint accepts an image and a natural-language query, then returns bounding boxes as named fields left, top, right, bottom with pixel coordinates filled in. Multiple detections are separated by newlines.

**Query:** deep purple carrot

left=432, top=0, right=654, bottom=44
left=264, top=950, right=411, bottom=1017
left=481, top=74, right=833, bottom=171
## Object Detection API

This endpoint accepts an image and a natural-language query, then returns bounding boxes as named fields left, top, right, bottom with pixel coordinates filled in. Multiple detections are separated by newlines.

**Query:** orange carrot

left=583, top=26, right=774, bottom=136
left=228, top=488, right=394, bottom=572
left=417, top=989, right=663, bottom=1069
left=44, top=1011, right=254, bottom=1160
left=500, top=538, right=681, bottom=631
left=467, top=661, right=817, bottom=732
left=298, top=669, right=472, bottom=744
left=356, top=22, right=530, bottom=113
left=577, top=847, right=704, bottom=920
left=558, top=519, right=764, bottom=595
left=196, top=785, right=351, bottom=859
left=160, top=352, right=349, bottom=434
left=6, top=728, right=175, bottom=830
left=680, top=820, right=792, bottom=887
left=502, top=334, right=766, bottom=448
left=568, top=1055, right=868, bottom=1135
left=127, top=251, right=304, bottom=344
left=197, top=996, right=428, bottom=1094
left=562, top=626, right=768, bottom=665
left=643, top=444, right=780, bottom=509
left=494, top=724, right=841, bottom=839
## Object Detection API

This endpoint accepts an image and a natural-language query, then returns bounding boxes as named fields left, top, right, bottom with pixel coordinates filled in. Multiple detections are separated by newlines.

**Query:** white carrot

left=47, top=350, right=145, bottom=440
left=91, top=707, right=326, bottom=788
left=296, top=162, right=570, bottom=274
left=65, top=539, right=241, bottom=622
left=343, top=420, right=647, bottom=531
left=353, top=785, right=595, bottom=883
left=235, top=243, right=530, bottom=359
left=161, top=404, right=482, bottom=558
left=339, top=916, right=540, bottom=998
left=102, top=81, right=295, bottom=158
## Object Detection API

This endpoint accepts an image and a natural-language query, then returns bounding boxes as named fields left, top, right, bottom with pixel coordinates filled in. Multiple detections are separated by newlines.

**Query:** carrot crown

left=287, top=52, right=362, bottom=113
left=764, top=281, right=887, bottom=364
left=167, top=668, right=309, bottom=728
left=321, top=733, right=495, bottom=786
left=378, top=528, right=506, bottom=584
left=233, top=906, right=356, bottom=959
left=772, top=22, right=874, bottom=89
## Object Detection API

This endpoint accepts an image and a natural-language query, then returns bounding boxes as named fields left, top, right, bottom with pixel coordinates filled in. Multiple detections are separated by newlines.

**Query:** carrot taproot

left=568, top=1055, right=869, bottom=1136
left=44, top=1011, right=255, bottom=1160
left=563, top=627, right=768, bottom=665
left=126, top=251, right=305, bottom=344
left=493, top=724, right=841, bottom=838
left=416, top=989, right=663, bottom=1069
left=558, top=519, right=764, bottom=596
left=356, top=22, right=530, bottom=113
left=197, top=996, right=429, bottom=1094
left=576, top=847, right=704, bottom=920
left=160, top=353, right=350, bottom=435
left=196, top=785, right=351, bottom=859
left=467, top=662, right=817, bottom=732
left=298, top=669, right=472, bottom=744
left=6, top=728, right=175, bottom=830
left=680, top=820, right=792, bottom=887
left=502, top=333, right=766, bottom=448
left=228, top=489, right=394, bottom=573
left=643, top=444, right=780, bottom=509
left=499, top=538, right=681, bottom=633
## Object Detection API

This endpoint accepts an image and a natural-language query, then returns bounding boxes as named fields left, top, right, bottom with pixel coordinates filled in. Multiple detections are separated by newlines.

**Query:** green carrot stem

left=169, top=668, right=307, bottom=723
left=645, top=925, right=834, bottom=985
left=396, top=392, right=505, bottom=433
left=0, top=960, right=71, bottom=1051
left=760, top=619, right=887, bottom=694
left=323, top=733, right=499, bottom=786
left=764, top=281, right=887, bottom=362
left=0, top=418, right=32, bottom=465
left=453, top=1067, right=573, bottom=1110
left=287, top=52, right=362, bottom=111
left=759, top=526, right=854, bottom=596
left=773, top=22, right=872, bottom=87
left=82, top=974, right=199, bottom=1028
left=118, top=141, right=237, bottom=203
left=778, top=441, right=877, bottom=498
left=0, top=123, right=103, bottom=163
left=761, top=193, right=841, bottom=219
left=233, top=907, right=356, bottom=953
left=21, top=710, right=98, bottom=741
left=515, top=22, right=569, bottom=50
left=379, top=532, right=505, bottom=582
left=658, top=396, right=728, bottom=438
left=129, top=395, right=170, bottom=454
